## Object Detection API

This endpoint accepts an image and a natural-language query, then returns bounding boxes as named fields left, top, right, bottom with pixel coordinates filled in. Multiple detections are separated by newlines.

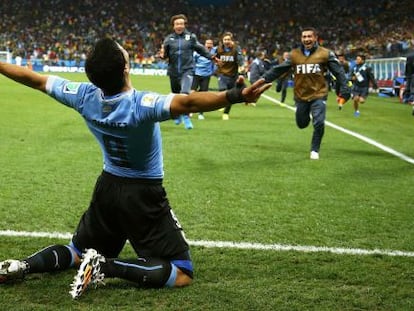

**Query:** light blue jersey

left=46, top=76, right=174, bottom=179
left=193, top=51, right=216, bottom=77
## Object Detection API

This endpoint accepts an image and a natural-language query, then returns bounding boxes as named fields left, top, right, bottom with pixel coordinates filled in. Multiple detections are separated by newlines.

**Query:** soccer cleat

left=354, top=111, right=360, bottom=117
left=183, top=115, right=193, bottom=129
left=0, top=260, right=28, bottom=283
left=222, top=113, right=229, bottom=121
left=198, top=114, right=205, bottom=120
left=69, top=249, right=106, bottom=299
left=310, top=151, right=319, bottom=160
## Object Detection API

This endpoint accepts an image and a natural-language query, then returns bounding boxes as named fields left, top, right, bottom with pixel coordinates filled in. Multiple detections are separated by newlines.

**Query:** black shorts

left=351, top=85, right=369, bottom=98
left=71, top=171, right=190, bottom=261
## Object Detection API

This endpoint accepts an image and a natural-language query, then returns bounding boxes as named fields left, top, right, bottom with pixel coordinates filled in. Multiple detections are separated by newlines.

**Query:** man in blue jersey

left=160, top=14, right=215, bottom=129
left=0, top=38, right=271, bottom=298
left=191, top=38, right=216, bottom=120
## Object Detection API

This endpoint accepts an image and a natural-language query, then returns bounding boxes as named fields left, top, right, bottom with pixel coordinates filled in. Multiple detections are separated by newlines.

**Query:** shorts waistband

left=101, top=171, right=162, bottom=185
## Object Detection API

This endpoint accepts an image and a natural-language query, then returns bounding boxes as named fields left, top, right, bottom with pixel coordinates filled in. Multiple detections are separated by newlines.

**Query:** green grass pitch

left=0, top=73, right=413, bottom=310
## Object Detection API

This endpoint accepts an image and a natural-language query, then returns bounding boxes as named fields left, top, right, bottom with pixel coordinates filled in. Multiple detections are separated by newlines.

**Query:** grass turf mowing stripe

left=262, top=93, right=414, bottom=165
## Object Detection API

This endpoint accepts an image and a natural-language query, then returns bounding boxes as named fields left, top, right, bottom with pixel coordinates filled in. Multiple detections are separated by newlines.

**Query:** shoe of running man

left=354, top=111, right=360, bottom=117
left=222, top=113, right=229, bottom=121
left=0, top=260, right=28, bottom=283
left=69, top=249, right=106, bottom=299
left=198, top=114, right=205, bottom=120
left=310, top=151, right=319, bottom=160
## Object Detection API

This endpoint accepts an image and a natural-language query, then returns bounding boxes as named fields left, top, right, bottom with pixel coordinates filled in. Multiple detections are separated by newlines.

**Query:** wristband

left=225, top=85, right=246, bottom=104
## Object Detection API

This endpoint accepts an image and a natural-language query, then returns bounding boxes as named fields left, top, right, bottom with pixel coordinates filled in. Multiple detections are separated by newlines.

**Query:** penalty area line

left=262, top=93, right=414, bottom=165
left=1, top=229, right=414, bottom=258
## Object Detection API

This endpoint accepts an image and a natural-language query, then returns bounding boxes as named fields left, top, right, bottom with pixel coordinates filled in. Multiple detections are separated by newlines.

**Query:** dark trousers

left=218, top=74, right=238, bottom=114
left=295, top=98, right=326, bottom=152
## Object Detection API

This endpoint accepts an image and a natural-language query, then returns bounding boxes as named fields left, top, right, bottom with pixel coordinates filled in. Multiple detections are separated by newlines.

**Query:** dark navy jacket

left=162, top=30, right=211, bottom=77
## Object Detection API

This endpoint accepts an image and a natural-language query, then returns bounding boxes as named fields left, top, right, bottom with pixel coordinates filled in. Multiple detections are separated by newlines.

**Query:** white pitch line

left=1, top=230, right=414, bottom=258
left=262, top=93, right=414, bottom=165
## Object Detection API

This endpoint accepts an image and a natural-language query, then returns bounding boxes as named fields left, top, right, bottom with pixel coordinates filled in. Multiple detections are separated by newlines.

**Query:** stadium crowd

left=1, top=0, right=413, bottom=66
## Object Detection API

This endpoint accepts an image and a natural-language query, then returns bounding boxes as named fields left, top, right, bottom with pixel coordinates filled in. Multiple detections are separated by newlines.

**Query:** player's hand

left=225, top=76, right=271, bottom=104
left=241, top=77, right=272, bottom=103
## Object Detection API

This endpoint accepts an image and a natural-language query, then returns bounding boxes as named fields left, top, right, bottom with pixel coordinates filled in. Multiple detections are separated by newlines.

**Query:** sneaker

left=198, top=114, right=205, bottom=120
left=354, top=111, right=360, bottom=117
left=310, top=151, right=319, bottom=160
left=222, top=113, right=229, bottom=121
left=174, top=116, right=183, bottom=125
left=183, top=116, right=193, bottom=129
left=0, top=260, right=28, bottom=283
left=69, top=249, right=105, bottom=299
left=338, top=104, right=343, bottom=110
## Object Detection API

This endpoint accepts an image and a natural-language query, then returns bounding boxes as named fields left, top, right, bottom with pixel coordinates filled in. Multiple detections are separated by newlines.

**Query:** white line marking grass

left=262, top=93, right=414, bottom=165
left=1, top=230, right=414, bottom=258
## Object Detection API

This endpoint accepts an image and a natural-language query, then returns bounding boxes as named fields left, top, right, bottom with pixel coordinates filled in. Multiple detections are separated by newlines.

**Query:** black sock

left=24, top=245, right=74, bottom=273
left=101, top=258, right=174, bottom=288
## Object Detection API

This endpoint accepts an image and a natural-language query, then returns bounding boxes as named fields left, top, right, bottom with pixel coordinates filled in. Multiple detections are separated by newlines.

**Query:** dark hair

left=170, top=14, right=187, bottom=26
left=301, top=27, right=318, bottom=36
left=357, top=54, right=366, bottom=61
left=222, top=32, right=233, bottom=40
left=85, top=38, right=126, bottom=95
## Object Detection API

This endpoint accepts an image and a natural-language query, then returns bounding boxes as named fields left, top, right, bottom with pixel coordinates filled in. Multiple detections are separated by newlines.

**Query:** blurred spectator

left=0, top=0, right=413, bottom=65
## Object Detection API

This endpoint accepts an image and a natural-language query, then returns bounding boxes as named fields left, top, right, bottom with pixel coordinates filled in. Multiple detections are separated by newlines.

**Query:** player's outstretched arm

left=170, top=77, right=271, bottom=117
left=0, top=62, right=48, bottom=92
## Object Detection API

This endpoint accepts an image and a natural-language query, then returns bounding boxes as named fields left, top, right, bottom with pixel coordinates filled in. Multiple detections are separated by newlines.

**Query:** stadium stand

left=0, top=0, right=413, bottom=67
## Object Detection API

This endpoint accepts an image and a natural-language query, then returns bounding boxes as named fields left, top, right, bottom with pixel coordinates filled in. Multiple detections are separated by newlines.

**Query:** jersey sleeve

left=135, top=92, right=174, bottom=123
left=193, top=34, right=211, bottom=59
left=45, top=75, right=89, bottom=112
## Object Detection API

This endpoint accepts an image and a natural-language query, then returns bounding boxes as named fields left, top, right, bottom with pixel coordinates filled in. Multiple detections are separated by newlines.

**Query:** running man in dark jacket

left=215, top=32, right=245, bottom=120
left=263, top=27, right=350, bottom=160
left=350, top=54, right=378, bottom=117
left=161, top=14, right=215, bottom=129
